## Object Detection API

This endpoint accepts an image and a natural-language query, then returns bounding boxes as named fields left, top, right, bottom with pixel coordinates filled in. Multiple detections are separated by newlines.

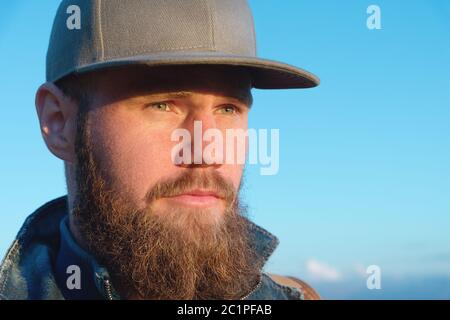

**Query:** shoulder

left=0, top=197, right=67, bottom=300
left=268, top=273, right=321, bottom=300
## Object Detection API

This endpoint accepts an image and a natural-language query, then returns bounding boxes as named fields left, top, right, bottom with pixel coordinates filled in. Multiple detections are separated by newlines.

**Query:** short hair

left=56, top=74, right=94, bottom=185
left=54, top=73, right=93, bottom=113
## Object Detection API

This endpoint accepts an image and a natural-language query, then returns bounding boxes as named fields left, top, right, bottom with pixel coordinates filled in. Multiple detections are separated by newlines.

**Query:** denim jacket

left=0, top=196, right=304, bottom=300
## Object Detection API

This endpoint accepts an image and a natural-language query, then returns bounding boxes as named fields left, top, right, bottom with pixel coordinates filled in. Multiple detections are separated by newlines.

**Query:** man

left=0, top=0, right=320, bottom=300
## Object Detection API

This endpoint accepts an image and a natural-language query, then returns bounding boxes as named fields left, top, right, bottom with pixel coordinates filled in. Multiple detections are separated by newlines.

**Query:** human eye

left=216, top=105, right=239, bottom=115
left=147, top=102, right=172, bottom=112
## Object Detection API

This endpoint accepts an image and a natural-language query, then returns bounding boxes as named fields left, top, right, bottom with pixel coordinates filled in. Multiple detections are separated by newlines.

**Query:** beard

left=71, top=110, right=261, bottom=300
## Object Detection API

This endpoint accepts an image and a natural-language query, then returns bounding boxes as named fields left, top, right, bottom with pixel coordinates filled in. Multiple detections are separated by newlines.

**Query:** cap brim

left=57, top=52, right=320, bottom=89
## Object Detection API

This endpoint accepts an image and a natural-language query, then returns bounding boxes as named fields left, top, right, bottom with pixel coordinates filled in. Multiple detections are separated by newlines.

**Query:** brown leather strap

left=268, top=274, right=321, bottom=300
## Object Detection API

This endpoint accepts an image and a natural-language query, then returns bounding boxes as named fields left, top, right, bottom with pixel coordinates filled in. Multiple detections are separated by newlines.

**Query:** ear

left=35, top=82, right=78, bottom=164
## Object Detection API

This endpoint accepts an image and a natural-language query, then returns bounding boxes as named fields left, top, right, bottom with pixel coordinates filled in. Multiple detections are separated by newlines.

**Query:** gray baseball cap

left=47, top=0, right=319, bottom=89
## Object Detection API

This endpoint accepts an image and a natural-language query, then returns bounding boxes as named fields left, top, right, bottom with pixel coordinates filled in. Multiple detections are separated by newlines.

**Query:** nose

left=176, top=109, right=222, bottom=169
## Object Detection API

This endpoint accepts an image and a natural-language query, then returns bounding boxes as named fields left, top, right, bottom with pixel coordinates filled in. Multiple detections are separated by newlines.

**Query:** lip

left=166, top=189, right=223, bottom=207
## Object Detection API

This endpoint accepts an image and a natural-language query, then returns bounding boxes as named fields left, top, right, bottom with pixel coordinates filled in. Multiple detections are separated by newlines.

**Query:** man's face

left=85, top=66, right=251, bottom=231
left=70, top=66, right=260, bottom=299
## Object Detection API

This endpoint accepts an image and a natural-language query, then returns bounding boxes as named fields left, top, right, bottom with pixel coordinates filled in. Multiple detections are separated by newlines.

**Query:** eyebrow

left=154, top=91, right=253, bottom=108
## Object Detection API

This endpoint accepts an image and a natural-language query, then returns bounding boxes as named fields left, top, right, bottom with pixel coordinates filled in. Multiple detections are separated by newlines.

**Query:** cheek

left=90, top=109, right=177, bottom=205
left=217, top=164, right=245, bottom=191
left=215, top=119, right=248, bottom=191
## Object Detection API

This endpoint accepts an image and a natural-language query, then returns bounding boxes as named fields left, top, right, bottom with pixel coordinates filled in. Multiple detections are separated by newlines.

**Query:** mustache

left=144, top=170, right=237, bottom=204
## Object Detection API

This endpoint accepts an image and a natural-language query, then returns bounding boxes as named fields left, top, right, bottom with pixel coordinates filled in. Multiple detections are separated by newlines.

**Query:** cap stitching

left=207, top=0, right=216, bottom=51
left=101, top=45, right=213, bottom=60
left=97, top=0, right=105, bottom=61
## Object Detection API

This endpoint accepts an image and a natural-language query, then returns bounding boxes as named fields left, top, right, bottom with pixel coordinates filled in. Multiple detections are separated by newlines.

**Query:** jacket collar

left=1, top=196, right=279, bottom=300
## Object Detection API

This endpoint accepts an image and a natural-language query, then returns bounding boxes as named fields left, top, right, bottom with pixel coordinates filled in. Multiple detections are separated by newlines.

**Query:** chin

left=153, top=204, right=227, bottom=237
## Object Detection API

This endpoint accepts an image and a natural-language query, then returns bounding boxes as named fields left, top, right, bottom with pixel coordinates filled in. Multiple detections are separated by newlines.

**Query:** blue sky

left=1, top=1, right=449, bottom=299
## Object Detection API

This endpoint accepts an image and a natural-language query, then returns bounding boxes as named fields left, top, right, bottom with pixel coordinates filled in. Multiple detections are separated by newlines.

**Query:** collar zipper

left=240, top=275, right=262, bottom=300
left=102, top=274, right=262, bottom=300
left=103, top=277, right=114, bottom=300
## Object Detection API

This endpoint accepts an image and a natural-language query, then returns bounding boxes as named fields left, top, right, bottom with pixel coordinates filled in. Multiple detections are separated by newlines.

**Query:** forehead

left=92, top=65, right=253, bottom=104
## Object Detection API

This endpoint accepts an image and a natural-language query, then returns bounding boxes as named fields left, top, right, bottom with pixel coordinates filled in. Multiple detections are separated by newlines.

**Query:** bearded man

left=0, top=0, right=320, bottom=300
